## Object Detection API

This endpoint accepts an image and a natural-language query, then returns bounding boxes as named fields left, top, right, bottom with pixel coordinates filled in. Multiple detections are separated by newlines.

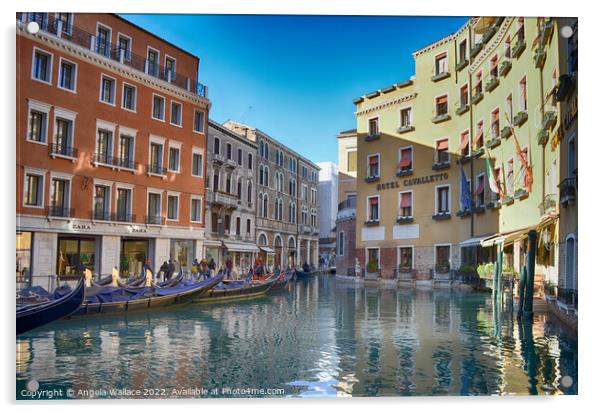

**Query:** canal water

left=16, top=275, right=577, bottom=398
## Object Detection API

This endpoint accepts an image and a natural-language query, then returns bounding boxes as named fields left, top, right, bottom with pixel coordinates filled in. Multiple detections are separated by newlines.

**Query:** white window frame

left=95, top=22, right=113, bottom=57
left=398, top=189, right=414, bottom=218
left=95, top=119, right=117, bottom=166
left=116, top=126, right=137, bottom=167
left=121, top=82, right=137, bottom=113
left=433, top=243, right=453, bottom=269
left=52, top=106, right=78, bottom=158
left=170, top=100, right=183, bottom=127
left=31, top=47, right=53, bottom=86
left=190, top=195, right=203, bottom=223
left=434, top=51, right=448, bottom=75
left=166, top=191, right=180, bottom=222
left=22, top=167, right=46, bottom=209
left=367, top=116, right=380, bottom=135
left=146, top=46, right=161, bottom=76
left=366, top=152, right=381, bottom=178
left=164, top=54, right=177, bottom=82
left=148, top=135, right=167, bottom=176
left=366, top=194, right=380, bottom=221
left=116, top=32, right=133, bottom=63
left=434, top=184, right=451, bottom=214
left=398, top=145, right=413, bottom=171
left=91, top=178, right=113, bottom=219
left=365, top=247, right=381, bottom=269
left=399, top=105, right=413, bottom=128
left=146, top=188, right=163, bottom=225
left=397, top=245, right=415, bottom=270
left=115, top=182, right=134, bottom=219
left=167, top=140, right=182, bottom=173
left=191, top=146, right=205, bottom=178
left=434, top=93, right=449, bottom=116
left=57, top=57, right=78, bottom=93
left=54, top=13, right=73, bottom=36
left=151, top=93, right=166, bottom=122
left=98, top=73, right=117, bottom=106
left=26, top=99, right=51, bottom=145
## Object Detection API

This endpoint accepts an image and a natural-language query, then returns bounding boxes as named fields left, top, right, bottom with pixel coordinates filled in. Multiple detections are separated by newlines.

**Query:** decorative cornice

left=355, top=92, right=418, bottom=116
left=468, top=17, right=513, bottom=74
left=412, top=20, right=471, bottom=57
left=17, top=23, right=210, bottom=109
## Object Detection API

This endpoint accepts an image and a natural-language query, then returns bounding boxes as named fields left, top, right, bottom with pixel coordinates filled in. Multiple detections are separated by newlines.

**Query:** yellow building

left=352, top=17, right=577, bottom=289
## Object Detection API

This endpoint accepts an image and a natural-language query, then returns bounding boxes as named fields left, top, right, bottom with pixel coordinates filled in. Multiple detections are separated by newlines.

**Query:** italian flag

left=486, top=156, right=506, bottom=199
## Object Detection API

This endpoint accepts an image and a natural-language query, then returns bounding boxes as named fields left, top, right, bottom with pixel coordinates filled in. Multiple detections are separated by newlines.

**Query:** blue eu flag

left=460, top=167, right=472, bottom=211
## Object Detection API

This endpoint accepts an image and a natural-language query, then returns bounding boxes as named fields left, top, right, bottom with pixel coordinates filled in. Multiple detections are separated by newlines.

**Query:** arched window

left=288, top=236, right=295, bottom=250
left=263, top=194, right=268, bottom=218
left=258, top=192, right=264, bottom=216
left=237, top=178, right=242, bottom=199
left=214, top=137, right=220, bottom=154
left=258, top=233, right=268, bottom=246
left=247, top=180, right=252, bottom=203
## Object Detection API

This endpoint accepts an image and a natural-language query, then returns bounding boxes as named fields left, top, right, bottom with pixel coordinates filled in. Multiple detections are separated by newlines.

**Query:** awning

left=223, top=242, right=260, bottom=253
left=459, top=235, right=493, bottom=247
left=480, top=215, right=558, bottom=247
left=259, top=246, right=275, bottom=254
left=203, top=240, right=222, bottom=247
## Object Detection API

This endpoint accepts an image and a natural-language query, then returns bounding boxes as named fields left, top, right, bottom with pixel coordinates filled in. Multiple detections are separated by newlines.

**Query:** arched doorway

left=274, top=235, right=283, bottom=269
left=288, top=236, right=296, bottom=266
left=565, top=235, right=576, bottom=290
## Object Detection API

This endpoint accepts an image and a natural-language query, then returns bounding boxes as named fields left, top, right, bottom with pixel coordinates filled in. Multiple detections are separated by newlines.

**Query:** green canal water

left=16, top=275, right=577, bottom=398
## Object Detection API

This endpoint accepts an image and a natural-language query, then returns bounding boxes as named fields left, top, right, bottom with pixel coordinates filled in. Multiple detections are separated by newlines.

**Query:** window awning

left=223, top=242, right=260, bottom=253
left=459, top=235, right=493, bottom=247
left=259, top=246, right=275, bottom=254
left=203, top=240, right=222, bottom=247
left=480, top=215, right=558, bottom=247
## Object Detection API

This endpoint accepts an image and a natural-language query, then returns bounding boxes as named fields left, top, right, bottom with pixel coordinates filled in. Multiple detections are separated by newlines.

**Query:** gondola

left=295, top=268, right=313, bottom=279
left=272, top=269, right=295, bottom=290
left=70, top=272, right=223, bottom=316
left=195, top=272, right=280, bottom=303
left=16, top=278, right=85, bottom=335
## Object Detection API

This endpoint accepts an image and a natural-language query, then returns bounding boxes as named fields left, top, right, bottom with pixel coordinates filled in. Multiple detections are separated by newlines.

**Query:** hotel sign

left=376, top=172, right=449, bottom=191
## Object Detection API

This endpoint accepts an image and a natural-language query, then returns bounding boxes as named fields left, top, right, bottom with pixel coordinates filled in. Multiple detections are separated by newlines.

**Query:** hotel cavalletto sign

left=376, top=172, right=449, bottom=191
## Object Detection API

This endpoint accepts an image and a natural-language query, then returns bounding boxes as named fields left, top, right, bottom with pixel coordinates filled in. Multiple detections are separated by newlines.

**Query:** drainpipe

left=468, top=25, right=475, bottom=239
left=523, top=230, right=537, bottom=319
left=538, top=26, right=546, bottom=207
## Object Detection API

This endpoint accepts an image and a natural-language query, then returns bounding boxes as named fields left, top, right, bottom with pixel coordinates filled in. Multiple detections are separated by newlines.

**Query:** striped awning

left=223, top=242, right=260, bottom=253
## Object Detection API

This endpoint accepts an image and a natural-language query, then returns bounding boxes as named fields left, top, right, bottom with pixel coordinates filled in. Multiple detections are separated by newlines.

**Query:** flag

left=486, top=152, right=506, bottom=199
left=460, top=167, right=472, bottom=211
left=504, top=112, right=534, bottom=193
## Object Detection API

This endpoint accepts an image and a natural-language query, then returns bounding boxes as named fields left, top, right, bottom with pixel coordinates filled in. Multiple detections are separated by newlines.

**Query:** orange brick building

left=16, top=13, right=210, bottom=287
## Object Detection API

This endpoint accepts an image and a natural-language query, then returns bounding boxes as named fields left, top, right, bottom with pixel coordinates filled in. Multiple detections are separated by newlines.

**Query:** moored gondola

left=295, top=269, right=312, bottom=279
left=195, top=272, right=280, bottom=303
left=17, top=278, right=85, bottom=335
left=273, top=268, right=295, bottom=290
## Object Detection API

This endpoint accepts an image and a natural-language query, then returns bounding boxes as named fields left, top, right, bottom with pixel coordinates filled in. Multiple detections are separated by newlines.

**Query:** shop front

left=120, top=238, right=151, bottom=277
left=57, top=236, right=98, bottom=278
left=16, top=231, right=32, bottom=288
left=170, top=239, right=194, bottom=275
left=287, top=237, right=296, bottom=267
left=204, top=240, right=222, bottom=267
left=258, top=246, right=276, bottom=273
left=223, top=242, right=259, bottom=277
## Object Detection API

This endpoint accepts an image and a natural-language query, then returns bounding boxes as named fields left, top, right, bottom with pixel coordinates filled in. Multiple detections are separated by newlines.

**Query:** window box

left=482, top=26, right=497, bottom=43
left=556, top=74, right=576, bottom=102
left=456, top=209, right=471, bottom=218
left=511, top=40, right=526, bottom=59
left=396, top=216, right=414, bottom=224
left=473, top=205, right=486, bottom=214
left=541, top=19, right=553, bottom=45
left=432, top=113, right=451, bottom=124
left=365, top=133, right=380, bottom=142
left=501, top=126, right=512, bottom=139
left=486, top=137, right=501, bottom=149
left=397, top=126, right=415, bottom=134
left=432, top=212, right=451, bottom=220
left=485, top=77, right=499, bottom=92
left=470, top=42, right=483, bottom=58
left=396, top=168, right=413, bottom=177
left=432, top=161, right=451, bottom=170
left=457, top=155, right=471, bottom=164
left=472, top=147, right=484, bottom=158
left=501, top=196, right=515, bottom=206
left=455, top=59, right=469, bottom=71
left=513, top=111, right=528, bottom=127
left=431, top=71, right=451, bottom=82
left=471, top=91, right=484, bottom=105
left=114, top=213, right=136, bottom=223
left=534, top=47, right=547, bottom=69
left=542, top=110, right=558, bottom=130
left=537, top=129, right=549, bottom=146
left=435, top=264, right=451, bottom=274
left=486, top=200, right=501, bottom=209
left=456, top=104, right=469, bottom=116
left=499, top=60, right=512, bottom=76
left=514, top=188, right=529, bottom=200
left=364, top=175, right=380, bottom=183
left=364, top=219, right=380, bottom=226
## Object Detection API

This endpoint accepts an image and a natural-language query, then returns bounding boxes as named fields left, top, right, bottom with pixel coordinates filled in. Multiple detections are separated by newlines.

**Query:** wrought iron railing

left=48, top=205, right=74, bottom=218
left=91, top=209, right=110, bottom=221
left=49, top=143, right=78, bottom=158
left=147, top=163, right=167, bottom=176
left=557, top=287, right=578, bottom=309
left=145, top=215, right=165, bottom=225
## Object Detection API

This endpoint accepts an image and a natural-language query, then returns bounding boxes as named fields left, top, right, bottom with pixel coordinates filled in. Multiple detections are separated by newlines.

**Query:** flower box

left=455, top=59, right=469, bottom=71
left=431, top=71, right=451, bottom=82
left=456, top=104, right=469, bottom=116
left=471, top=91, right=484, bottom=105
left=470, top=42, right=483, bottom=58
left=397, top=126, right=415, bottom=134
left=534, top=47, right=547, bottom=68
left=501, top=126, right=512, bottom=139
left=499, top=60, right=512, bottom=76
left=396, top=169, right=413, bottom=177
left=511, top=40, right=526, bottom=58
left=396, top=216, right=414, bottom=224
left=513, top=111, right=528, bottom=127
left=432, top=113, right=451, bottom=124
left=485, top=77, right=499, bottom=92
left=432, top=212, right=451, bottom=220
left=432, top=161, right=451, bottom=170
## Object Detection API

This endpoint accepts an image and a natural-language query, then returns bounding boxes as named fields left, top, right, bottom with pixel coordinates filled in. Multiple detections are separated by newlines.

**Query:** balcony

left=18, top=15, right=208, bottom=98
left=559, top=177, right=577, bottom=207
left=397, top=125, right=415, bottom=134
left=485, top=76, right=499, bottom=92
left=542, top=110, right=558, bottom=130
left=501, top=125, right=512, bottom=139
left=396, top=167, right=413, bottom=177
left=49, top=143, right=78, bottom=159
left=455, top=59, right=469, bottom=72
left=208, top=191, right=239, bottom=209
left=514, top=188, right=529, bottom=200
left=113, top=212, right=136, bottom=223
left=486, top=199, right=501, bottom=209
left=482, top=26, right=497, bottom=43
left=432, top=211, right=451, bottom=221
left=225, top=158, right=237, bottom=169
left=91, top=209, right=110, bottom=221
left=114, top=157, right=138, bottom=170
left=511, top=39, right=526, bottom=59
left=364, top=133, right=380, bottom=142
left=145, top=215, right=165, bottom=225
left=146, top=163, right=167, bottom=176
left=432, top=160, right=451, bottom=170
left=299, top=224, right=312, bottom=234
left=470, top=42, right=483, bottom=58
left=539, top=194, right=557, bottom=216
left=513, top=111, right=528, bottom=127
left=210, top=153, right=225, bottom=165
left=471, top=91, right=484, bottom=105
left=48, top=206, right=74, bottom=218
left=431, top=71, right=451, bottom=82
left=396, top=215, right=414, bottom=224
left=486, top=136, right=501, bottom=149
left=499, top=60, right=512, bottom=76
left=364, top=219, right=380, bottom=227
left=365, top=175, right=380, bottom=183
left=432, top=112, right=451, bottom=124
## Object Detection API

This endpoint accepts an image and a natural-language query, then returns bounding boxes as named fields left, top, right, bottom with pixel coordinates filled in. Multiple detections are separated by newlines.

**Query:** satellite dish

left=26, top=22, right=40, bottom=34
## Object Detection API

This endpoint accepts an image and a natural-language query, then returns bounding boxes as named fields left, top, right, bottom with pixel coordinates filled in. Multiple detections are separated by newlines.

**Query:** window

left=96, top=25, right=111, bottom=57
left=54, top=117, right=73, bottom=155
left=213, top=173, right=219, bottom=192
left=367, top=196, right=379, bottom=221
left=56, top=13, right=73, bottom=36
left=93, top=185, right=111, bottom=220
left=475, top=71, right=483, bottom=94
left=237, top=179, right=242, bottom=199
left=435, top=95, right=448, bottom=116
left=246, top=219, right=252, bottom=235
left=460, top=84, right=469, bottom=107
left=492, top=167, right=502, bottom=201
left=435, top=52, right=448, bottom=75
left=367, top=154, right=380, bottom=178
left=436, top=186, right=450, bottom=214
left=170, top=101, right=182, bottom=126
left=149, top=142, right=164, bottom=173
left=367, top=248, right=380, bottom=270
left=235, top=217, right=241, bottom=236
left=519, top=147, right=530, bottom=190
left=24, top=171, right=44, bottom=207
left=289, top=202, right=296, bottom=223
left=301, top=184, right=308, bottom=201
left=118, top=134, right=135, bottom=167
left=226, top=143, right=232, bottom=160
left=96, top=129, right=113, bottom=164
left=237, top=148, right=243, bottom=165
left=506, top=94, right=514, bottom=122
left=435, top=245, right=451, bottom=271
left=400, top=107, right=412, bottom=128
left=398, top=147, right=413, bottom=173
left=491, top=109, right=500, bottom=138
left=302, top=165, right=308, bottom=179
left=460, top=130, right=470, bottom=157
left=459, top=40, right=467, bottom=62
left=152, top=95, right=165, bottom=120
left=167, top=194, right=179, bottom=220
left=247, top=181, right=253, bottom=203
left=476, top=174, right=486, bottom=207
left=100, top=75, right=115, bottom=105
left=517, top=17, right=525, bottom=43
left=58, top=58, right=76, bottom=91
left=192, top=151, right=203, bottom=177
left=568, top=135, right=576, bottom=177
left=147, top=48, right=159, bottom=77
left=213, top=137, right=220, bottom=154
left=248, top=153, right=253, bottom=169
left=122, top=83, right=136, bottom=111
left=116, top=187, right=132, bottom=222
left=27, top=105, right=49, bottom=143
left=168, top=145, right=180, bottom=172
left=117, top=34, right=131, bottom=62
left=50, top=177, right=70, bottom=216
left=225, top=174, right=232, bottom=193
left=399, top=191, right=413, bottom=218
left=504, top=36, right=512, bottom=58
left=193, top=109, right=205, bottom=133
left=435, top=138, right=449, bottom=164
left=311, top=188, right=317, bottom=204
left=347, top=150, right=357, bottom=173
left=262, top=194, right=268, bottom=218
left=399, top=247, right=413, bottom=271
left=147, top=192, right=162, bottom=224
left=519, top=77, right=528, bottom=111
left=490, top=55, right=498, bottom=78
left=368, top=117, right=379, bottom=136
left=506, top=159, right=515, bottom=193
left=289, top=178, right=296, bottom=197
left=165, top=56, right=176, bottom=81
left=475, top=121, right=484, bottom=148
left=32, top=48, right=52, bottom=83
left=190, top=197, right=202, bottom=222
left=337, top=232, right=345, bottom=256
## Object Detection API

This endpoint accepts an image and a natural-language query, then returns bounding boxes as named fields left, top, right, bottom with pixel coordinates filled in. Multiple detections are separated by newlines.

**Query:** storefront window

left=205, top=247, right=220, bottom=266
left=121, top=239, right=148, bottom=277
left=57, top=237, right=96, bottom=277
left=170, top=240, right=193, bottom=274
left=16, top=232, right=32, bottom=287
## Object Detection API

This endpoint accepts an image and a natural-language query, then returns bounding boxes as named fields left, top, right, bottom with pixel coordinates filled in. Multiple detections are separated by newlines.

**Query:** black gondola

left=70, top=273, right=223, bottom=316
left=273, top=269, right=295, bottom=290
left=295, top=269, right=312, bottom=279
left=195, top=272, right=280, bottom=303
left=16, top=278, right=85, bottom=335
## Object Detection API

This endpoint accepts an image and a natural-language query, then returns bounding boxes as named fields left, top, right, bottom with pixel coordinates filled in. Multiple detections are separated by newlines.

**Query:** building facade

left=203, top=120, right=258, bottom=274
left=316, top=161, right=338, bottom=260
left=352, top=17, right=577, bottom=290
left=223, top=120, right=320, bottom=269
left=16, top=13, right=210, bottom=288
left=335, top=129, right=357, bottom=275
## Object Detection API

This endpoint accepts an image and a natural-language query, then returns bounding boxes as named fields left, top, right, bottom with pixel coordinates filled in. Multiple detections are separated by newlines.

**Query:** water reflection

left=16, top=275, right=577, bottom=398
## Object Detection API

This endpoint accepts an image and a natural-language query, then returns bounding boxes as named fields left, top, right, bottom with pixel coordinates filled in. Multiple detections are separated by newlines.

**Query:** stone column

left=155, top=238, right=170, bottom=271
left=31, top=232, right=57, bottom=289
left=101, top=235, right=120, bottom=278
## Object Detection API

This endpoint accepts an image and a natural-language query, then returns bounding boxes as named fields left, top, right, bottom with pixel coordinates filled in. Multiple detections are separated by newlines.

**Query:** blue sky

left=122, top=14, right=467, bottom=164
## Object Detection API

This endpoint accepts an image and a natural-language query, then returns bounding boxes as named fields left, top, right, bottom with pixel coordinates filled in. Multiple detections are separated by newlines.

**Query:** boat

left=16, top=278, right=85, bottom=335
left=70, top=273, right=223, bottom=316
left=195, top=272, right=280, bottom=303
left=295, top=268, right=313, bottom=279
left=273, top=269, right=295, bottom=290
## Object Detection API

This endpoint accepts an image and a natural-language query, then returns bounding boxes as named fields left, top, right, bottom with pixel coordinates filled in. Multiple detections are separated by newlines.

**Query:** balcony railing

left=557, top=287, right=578, bottom=309
left=48, top=206, right=74, bottom=218
left=146, top=215, right=165, bottom=225
left=559, top=177, right=577, bottom=206
left=49, top=143, right=78, bottom=159
left=18, top=14, right=208, bottom=98
left=113, top=212, right=136, bottom=223
left=114, top=157, right=138, bottom=170
left=91, top=209, right=110, bottom=221
left=539, top=194, right=557, bottom=216
left=147, top=163, right=167, bottom=176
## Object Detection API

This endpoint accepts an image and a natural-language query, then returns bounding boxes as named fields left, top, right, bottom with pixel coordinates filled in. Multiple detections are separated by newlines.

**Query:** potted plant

left=366, top=259, right=379, bottom=279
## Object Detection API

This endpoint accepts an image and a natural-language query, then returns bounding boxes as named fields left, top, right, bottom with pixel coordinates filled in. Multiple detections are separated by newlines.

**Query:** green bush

left=458, top=264, right=476, bottom=273
left=367, top=259, right=378, bottom=273
left=477, top=262, right=495, bottom=278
